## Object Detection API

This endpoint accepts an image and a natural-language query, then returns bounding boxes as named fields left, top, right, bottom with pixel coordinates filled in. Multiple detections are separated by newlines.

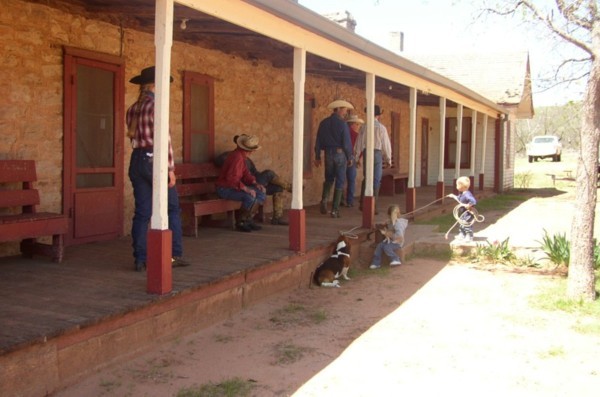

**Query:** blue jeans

left=128, top=148, right=183, bottom=264
left=372, top=240, right=403, bottom=266
left=255, top=170, right=283, bottom=196
left=345, top=162, right=357, bottom=205
left=362, top=149, right=383, bottom=190
left=216, top=186, right=266, bottom=210
left=324, top=150, right=347, bottom=189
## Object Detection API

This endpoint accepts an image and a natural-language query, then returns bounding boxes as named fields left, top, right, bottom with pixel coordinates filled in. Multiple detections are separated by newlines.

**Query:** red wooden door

left=63, top=49, right=124, bottom=245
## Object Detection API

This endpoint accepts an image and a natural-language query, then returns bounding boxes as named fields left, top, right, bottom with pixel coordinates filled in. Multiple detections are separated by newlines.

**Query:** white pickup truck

left=526, top=135, right=562, bottom=162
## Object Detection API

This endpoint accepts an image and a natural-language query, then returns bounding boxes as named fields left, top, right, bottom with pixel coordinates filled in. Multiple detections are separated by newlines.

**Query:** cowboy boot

left=236, top=207, right=253, bottom=232
left=320, top=181, right=333, bottom=214
left=331, top=188, right=343, bottom=218
left=272, top=175, right=292, bottom=193
left=271, top=192, right=288, bottom=225
left=247, top=201, right=262, bottom=230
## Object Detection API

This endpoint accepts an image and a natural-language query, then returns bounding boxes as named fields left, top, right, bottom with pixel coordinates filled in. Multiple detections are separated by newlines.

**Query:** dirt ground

left=55, top=156, right=600, bottom=397
left=54, top=189, right=600, bottom=397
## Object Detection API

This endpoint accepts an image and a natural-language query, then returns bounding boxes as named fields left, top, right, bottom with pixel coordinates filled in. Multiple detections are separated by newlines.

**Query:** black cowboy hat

left=129, top=66, right=174, bottom=85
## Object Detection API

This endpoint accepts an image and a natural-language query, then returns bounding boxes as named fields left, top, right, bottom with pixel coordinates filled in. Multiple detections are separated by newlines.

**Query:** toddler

left=369, top=204, right=408, bottom=269
left=455, top=176, right=477, bottom=242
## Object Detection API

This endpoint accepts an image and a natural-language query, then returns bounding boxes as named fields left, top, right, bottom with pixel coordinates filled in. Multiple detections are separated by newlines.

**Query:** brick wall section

left=0, top=0, right=409, bottom=255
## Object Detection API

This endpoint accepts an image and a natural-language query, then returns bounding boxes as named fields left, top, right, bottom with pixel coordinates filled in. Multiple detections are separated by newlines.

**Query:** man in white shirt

left=354, top=105, right=392, bottom=214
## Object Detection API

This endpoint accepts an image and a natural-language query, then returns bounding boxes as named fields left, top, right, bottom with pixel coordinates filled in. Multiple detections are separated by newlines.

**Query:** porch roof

left=40, top=0, right=509, bottom=117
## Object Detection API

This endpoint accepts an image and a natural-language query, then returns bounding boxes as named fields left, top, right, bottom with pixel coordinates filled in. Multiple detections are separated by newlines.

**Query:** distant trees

left=515, top=101, right=582, bottom=153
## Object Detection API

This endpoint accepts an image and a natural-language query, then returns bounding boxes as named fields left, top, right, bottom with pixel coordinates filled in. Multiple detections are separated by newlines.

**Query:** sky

left=299, top=0, right=588, bottom=107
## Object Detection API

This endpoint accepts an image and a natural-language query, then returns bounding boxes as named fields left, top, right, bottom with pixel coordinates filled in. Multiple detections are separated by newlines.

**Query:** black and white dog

left=313, top=235, right=351, bottom=287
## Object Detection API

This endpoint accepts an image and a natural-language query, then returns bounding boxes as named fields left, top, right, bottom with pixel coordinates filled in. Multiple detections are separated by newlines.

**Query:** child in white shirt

left=369, top=204, right=408, bottom=269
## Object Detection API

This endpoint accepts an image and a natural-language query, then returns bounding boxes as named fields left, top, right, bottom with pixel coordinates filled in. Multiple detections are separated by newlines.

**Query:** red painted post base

left=406, top=187, right=416, bottom=217
left=288, top=208, right=306, bottom=253
left=436, top=181, right=445, bottom=202
left=479, top=173, right=485, bottom=191
left=361, top=196, right=375, bottom=229
left=147, top=229, right=172, bottom=295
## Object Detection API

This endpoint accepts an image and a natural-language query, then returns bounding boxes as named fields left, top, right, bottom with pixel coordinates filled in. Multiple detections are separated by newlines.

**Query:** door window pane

left=76, top=65, right=114, bottom=168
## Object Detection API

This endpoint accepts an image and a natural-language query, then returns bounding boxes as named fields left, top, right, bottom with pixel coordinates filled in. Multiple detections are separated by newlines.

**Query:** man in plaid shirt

left=126, top=66, right=190, bottom=271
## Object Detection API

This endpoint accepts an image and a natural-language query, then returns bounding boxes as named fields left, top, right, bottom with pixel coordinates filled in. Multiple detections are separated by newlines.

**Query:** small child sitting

left=369, top=204, right=409, bottom=269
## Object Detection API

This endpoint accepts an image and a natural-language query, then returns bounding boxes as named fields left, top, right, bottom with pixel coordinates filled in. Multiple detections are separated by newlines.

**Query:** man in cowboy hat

left=126, top=66, right=189, bottom=271
left=354, top=104, right=392, bottom=214
left=314, top=99, right=354, bottom=218
left=343, top=114, right=364, bottom=207
left=216, top=134, right=267, bottom=232
left=214, top=135, right=291, bottom=225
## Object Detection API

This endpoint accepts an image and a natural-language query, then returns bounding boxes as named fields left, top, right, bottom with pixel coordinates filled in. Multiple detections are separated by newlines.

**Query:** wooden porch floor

left=0, top=186, right=477, bottom=356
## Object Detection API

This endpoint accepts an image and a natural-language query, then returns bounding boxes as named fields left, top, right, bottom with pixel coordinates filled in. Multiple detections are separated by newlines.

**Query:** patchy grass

left=176, top=378, right=256, bottom=397
left=531, top=274, right=600, bottom=336
left=269, top=303, right=328, bottom=327
left=272, top=341, right=313, bottom=365
left=129, top=356, right=180, bottom=384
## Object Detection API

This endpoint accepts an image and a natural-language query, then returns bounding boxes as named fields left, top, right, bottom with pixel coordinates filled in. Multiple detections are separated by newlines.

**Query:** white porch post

left=454, top=104, right=463, bottom=187
left=437, top=97, right=446, bottom=200
left=479, top=114, right=488, bottom=190
left=148, top=0, right=174, bottom=294
left=365, top=73, right=375, bottom=197
left=361, top=73, right=376, bottom=228
left=289, top=47, right=306, bottom=252
left=406, top=87, right=417, bottom=214
left=470, top=109, right=478, bottom=191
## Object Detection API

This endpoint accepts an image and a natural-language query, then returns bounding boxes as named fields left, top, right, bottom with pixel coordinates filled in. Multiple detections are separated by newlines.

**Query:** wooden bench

left=175, top=162, right=242, bottom=237
left=0, top=160, right=68, bottom=262
left=379, top=168, right=409, bottom=196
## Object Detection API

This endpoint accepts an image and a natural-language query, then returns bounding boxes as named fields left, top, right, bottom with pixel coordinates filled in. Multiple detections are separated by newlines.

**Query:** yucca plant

left=538, top=229, right=570, bottom=267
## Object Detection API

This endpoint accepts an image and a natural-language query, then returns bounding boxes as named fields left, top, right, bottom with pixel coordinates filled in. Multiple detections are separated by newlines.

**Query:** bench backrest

left=0, top=160, right=40, bottom=212
left=175, top=162, right=222, bottom=198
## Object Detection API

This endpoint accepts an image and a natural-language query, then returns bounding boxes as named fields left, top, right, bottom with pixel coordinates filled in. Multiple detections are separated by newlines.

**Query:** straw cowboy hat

left=347, top=115, right=364, bottom=124
left=129, top=66, right=173, bottom=85
left=236, top=134, right=261, bottom=151
left=327, top=99, right=355, bottom=110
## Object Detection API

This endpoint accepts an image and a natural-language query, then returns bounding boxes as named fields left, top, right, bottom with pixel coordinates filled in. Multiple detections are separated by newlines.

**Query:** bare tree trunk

left=568, top=61, right=600, bottom=301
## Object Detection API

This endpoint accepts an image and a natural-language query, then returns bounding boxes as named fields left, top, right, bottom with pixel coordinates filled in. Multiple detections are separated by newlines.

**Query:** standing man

left=314, top=99, right=354, bottom=218
left=126, top=66, right=190, bottom=272
left=354, top=105, right=392, bottom=214
left=343, top=114, right=364, bottom=207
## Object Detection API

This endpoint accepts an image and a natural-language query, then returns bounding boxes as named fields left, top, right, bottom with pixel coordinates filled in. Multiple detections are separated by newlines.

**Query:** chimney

left=323, top=11, right=357, bottom=32
left=389, top=31, right=404, bottom=52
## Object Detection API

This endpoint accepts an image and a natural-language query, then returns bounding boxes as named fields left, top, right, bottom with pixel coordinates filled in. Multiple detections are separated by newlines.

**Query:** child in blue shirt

left=455, top=176, right=477, bottom=242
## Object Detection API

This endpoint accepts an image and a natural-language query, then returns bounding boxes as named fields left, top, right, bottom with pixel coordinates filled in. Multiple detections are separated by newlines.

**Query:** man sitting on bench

left=216, top=135, right=267, bottom=232
left=215, top=134, right=291, bottom=226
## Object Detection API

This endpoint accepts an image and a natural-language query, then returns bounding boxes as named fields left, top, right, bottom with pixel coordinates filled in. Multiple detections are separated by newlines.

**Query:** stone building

left=0, top=0, right=532, bottom=256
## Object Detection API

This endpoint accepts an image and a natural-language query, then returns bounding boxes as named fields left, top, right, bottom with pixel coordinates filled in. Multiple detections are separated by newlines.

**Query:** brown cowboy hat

left=129, top=66, right=174, bottom=85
